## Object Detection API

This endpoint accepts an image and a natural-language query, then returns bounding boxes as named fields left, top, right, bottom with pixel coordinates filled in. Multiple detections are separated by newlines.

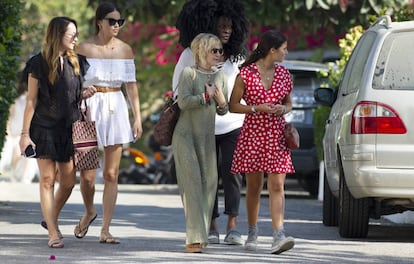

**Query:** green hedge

left=0, top=1, right=23, bottom=159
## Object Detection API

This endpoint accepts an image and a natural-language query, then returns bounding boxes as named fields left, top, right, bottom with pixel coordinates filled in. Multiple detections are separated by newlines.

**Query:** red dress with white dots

left=230, top=63, right=295, bottom=174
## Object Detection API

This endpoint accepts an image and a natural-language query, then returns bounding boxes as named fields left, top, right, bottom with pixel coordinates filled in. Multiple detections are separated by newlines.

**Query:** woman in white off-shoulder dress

left=75, top=2, right=143, bottom=244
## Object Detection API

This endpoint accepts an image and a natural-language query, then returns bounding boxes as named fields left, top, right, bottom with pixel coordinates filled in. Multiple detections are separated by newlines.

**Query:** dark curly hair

left=176, top=0, right=249, bottom=62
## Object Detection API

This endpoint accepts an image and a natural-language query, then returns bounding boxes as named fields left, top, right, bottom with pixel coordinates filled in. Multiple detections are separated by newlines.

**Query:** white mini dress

left=84, top=58, right=136, bottom=147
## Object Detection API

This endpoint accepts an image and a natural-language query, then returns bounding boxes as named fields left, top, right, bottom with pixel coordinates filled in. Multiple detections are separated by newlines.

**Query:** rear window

left=290, top=70, right=328, bottom=90
left=373, top=31, right=414, bottom=90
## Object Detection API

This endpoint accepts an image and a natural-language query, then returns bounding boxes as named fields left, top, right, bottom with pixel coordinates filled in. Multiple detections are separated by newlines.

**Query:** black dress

left=24, top=53, right=89, bottom=162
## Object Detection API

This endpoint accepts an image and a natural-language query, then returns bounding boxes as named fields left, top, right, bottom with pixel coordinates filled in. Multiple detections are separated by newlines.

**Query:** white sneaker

left=244, top=226, right=258, bottom=251
left=208, top=230, right=219, bottom=244
left=271, top=236, right=294, bottom=254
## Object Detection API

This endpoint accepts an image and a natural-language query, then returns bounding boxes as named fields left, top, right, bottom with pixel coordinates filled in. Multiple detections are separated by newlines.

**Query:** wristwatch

left=251, top=105, right=256, bottom=113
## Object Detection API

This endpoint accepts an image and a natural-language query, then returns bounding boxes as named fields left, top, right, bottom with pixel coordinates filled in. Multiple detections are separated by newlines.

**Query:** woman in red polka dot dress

left=229, top=30, right=295, bottom=255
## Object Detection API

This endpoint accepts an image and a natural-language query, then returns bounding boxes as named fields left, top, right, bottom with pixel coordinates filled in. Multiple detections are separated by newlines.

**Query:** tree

left=0, top=1, right=23, bottom=160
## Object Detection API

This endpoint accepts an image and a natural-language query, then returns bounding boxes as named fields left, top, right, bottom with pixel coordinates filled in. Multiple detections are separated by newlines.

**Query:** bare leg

left=100, top=145, right=122, bottom=238
left=54, top=163, right=76, bottom=222
left=76, top=169, right=98, bottom=235
left=226, top=215, right=237, bottom=232
left=267, top=173, right=286, bottom=230
left=245, top=172, right=264, bottom=226
left=38, top=159, right=75, bottom=243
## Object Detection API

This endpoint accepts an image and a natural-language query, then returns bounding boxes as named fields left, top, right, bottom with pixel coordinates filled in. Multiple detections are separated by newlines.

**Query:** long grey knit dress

left=172, top=66, right=228, bottom=245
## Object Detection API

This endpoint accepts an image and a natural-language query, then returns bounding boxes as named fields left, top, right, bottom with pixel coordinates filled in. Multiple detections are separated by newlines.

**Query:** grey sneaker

left=271, top=229, right=294, bottom=254
left=244, top=226, right=258, bottom=251
left=224, top=230, right=244, bottom=245
left=208, top=230, right=220, bottom=244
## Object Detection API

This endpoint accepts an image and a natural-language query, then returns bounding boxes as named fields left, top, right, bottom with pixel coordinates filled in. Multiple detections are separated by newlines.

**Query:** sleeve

left=24, top=53, right=43, bottom=80
left=216, top=72, right=228, bottom=116
left=77, top=54, right=90, bottom=77
left=124, top=59, right=137, bottom=83
left=172, top=48, right=195, bottom=97
left=177, top=67, right=205, bottom=110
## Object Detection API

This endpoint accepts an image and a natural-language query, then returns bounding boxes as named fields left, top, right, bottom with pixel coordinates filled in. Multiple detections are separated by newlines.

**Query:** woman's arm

left=19, top=74, right=38, bottom=153
left=125, top=81, right=143, bottom=142
left=229, top=75, right=250, bottom=114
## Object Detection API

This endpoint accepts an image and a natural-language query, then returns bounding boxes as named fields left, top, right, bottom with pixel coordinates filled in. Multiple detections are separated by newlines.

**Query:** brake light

left=351, top=101, right=406, bottom=134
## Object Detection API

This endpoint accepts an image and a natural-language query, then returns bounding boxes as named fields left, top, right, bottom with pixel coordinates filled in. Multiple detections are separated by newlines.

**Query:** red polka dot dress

left=231, top=63, right=295, bottom=174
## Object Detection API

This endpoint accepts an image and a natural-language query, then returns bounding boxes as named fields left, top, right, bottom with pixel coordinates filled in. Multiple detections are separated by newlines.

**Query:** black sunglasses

left=211, top=48, right=224, bottom=55
left=103, top=18, right=125, bottom=27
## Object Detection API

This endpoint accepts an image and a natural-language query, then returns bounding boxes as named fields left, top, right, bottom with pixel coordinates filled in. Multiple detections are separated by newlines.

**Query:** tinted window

left=373, top=31, right=414, bottom=90
left=340, top=32, right=377, bottom=95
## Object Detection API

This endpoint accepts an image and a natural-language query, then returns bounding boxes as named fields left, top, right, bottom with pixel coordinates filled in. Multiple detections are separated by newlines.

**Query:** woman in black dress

left=19, top=16, right=90, bottom=248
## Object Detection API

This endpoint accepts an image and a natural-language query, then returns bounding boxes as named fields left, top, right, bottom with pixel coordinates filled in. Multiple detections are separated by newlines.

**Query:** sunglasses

left=103, top=18, right=125, bottom=27
left=65, top=32, right=79, bottom=41
left=211, top=48, right=224, bottom=55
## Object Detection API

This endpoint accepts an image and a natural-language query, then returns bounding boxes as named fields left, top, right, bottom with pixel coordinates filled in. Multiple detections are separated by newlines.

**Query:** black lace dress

left=24, top=53, right=89, bottom=162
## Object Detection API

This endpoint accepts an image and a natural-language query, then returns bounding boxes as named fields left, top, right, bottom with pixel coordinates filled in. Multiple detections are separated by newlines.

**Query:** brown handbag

left=153, top=100, right=180, bottom=146
left=285, top=123, right=300, bottom=150
left=72, top=100, right=100, bottom=171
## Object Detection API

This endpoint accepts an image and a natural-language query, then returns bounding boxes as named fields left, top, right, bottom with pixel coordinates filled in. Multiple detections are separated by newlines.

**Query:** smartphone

left=24, top=145, right=36, bottom=158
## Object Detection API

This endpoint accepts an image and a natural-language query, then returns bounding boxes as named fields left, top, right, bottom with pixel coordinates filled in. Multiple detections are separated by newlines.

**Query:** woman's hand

left=19, top=134, right=35, bottom=157
left=132, top=120, right=143, bottom=142
left=82, top=86, right=97, bottom=99
left=213, top=87, right=226, bottom=107
left=205, top=83, right=216, bottom=98
left=256, top=103, right=285, bottom=115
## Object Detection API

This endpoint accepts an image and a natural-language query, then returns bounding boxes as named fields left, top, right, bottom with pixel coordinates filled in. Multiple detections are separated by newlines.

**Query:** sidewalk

left=0, top=182, right=312, bottom=264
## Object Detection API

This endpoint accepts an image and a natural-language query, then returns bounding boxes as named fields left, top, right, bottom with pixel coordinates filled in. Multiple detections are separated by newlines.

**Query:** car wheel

left=322, top=173, right=339, bottom=226
left=338, top=164, right=370, bottom=238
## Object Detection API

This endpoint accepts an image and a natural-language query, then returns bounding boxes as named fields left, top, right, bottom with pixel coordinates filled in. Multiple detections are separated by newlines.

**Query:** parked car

left=279, top=60, right=329, bottom=196
left=314, top=16, right=414, bottom=238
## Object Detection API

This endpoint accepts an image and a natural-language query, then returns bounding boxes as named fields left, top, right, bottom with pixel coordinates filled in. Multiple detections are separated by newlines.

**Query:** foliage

left=20, top=0, right=95, bottom=65
left=0, top=0, right=23, bottom=160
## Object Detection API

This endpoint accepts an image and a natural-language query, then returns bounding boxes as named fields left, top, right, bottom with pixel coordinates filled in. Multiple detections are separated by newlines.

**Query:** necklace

left=257, top=62, right=273, bottom=81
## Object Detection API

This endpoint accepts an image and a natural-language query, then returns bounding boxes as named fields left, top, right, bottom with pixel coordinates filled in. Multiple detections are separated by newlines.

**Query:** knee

left=59, top=177, right=76, bottom=192
left=247, top=181, right=263, bottom=197
left=267, top=178, right=284, bottom=193
left=103, top=169, right=118, bottom=183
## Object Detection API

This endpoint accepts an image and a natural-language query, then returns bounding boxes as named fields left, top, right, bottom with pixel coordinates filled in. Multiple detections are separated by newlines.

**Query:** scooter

left=117, top=143, right=176, bottom=185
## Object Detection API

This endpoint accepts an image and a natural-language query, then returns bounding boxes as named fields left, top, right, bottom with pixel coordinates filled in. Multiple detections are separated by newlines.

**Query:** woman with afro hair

left=172, top=0, right=249, bottom=247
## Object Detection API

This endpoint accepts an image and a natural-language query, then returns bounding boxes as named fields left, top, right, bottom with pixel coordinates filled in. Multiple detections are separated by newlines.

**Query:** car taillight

left=351, top=101, right=406, bottom=134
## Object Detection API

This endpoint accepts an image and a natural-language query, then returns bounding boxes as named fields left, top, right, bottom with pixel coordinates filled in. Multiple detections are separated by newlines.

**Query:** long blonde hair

left=41, top=16, right=80, bottom=84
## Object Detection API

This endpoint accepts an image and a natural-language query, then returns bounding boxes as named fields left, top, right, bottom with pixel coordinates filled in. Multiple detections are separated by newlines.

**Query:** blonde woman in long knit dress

left=172, top=33, right=228, bottom=253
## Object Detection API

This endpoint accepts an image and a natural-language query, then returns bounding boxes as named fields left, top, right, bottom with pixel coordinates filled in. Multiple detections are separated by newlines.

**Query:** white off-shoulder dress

left=84, top=58, right=136, bottom=147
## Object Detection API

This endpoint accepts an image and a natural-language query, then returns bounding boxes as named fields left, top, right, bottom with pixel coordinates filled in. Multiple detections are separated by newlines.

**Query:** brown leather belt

left=94, top=86, right=121, bottom=93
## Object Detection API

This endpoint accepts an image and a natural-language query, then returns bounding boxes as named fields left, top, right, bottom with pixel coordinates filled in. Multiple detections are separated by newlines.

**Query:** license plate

left=285, top=110, right=305, bottom=123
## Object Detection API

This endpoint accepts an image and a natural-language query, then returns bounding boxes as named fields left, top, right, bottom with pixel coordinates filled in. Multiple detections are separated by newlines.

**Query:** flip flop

left=99, top=231, right=120, bottom=244
left=74, top=213, right=97, bottom=239
left=40, top=220, right=63, bottom=239
left=48, top=238, right=64, bottom=248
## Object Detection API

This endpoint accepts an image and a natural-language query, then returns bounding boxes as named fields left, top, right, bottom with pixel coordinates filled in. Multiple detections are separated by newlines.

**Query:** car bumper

left=343, top=163, right=414, bottom=199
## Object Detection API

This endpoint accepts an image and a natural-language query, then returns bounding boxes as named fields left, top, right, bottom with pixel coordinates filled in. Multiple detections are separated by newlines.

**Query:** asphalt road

left=0, top=180, right=414, bottom=264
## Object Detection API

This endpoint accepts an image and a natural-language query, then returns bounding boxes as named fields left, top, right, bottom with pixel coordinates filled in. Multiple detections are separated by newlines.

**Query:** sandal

left=48, top=238, right=64, bottom=248
left=74, top=213, right=97, bottom=239
left=40, top=220, right=64, bottom=239
left=185, top=243, right=203, bottom=253
left=99, top=230, right=120, bottom=244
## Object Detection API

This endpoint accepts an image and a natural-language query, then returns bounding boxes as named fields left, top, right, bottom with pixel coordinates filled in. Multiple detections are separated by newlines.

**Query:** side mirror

left=314, top=88, right=336, bottom=107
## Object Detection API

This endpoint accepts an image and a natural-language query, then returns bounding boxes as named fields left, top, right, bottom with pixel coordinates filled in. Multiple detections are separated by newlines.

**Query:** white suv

left=314, top=16, right=414, bottom=238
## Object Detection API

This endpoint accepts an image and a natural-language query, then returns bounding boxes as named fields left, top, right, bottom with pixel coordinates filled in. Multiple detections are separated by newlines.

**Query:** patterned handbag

left=72, top=100, right=100, bottom=171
